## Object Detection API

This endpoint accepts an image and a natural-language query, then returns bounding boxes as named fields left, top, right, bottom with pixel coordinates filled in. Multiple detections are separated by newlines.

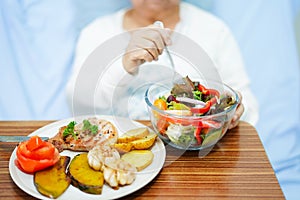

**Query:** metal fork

left=154, top=21, right=183, bottom=85
left=154, top=21, right=176, bottom=70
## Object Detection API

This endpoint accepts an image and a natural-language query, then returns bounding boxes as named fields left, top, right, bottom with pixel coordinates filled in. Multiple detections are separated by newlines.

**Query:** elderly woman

left=67, top=0, right=258, bottom=129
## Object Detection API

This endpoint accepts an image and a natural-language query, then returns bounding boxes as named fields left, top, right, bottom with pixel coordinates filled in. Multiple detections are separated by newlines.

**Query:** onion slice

left=165, top=110, right=193, bottom=116
left=175, top=97, right=206, bottom=107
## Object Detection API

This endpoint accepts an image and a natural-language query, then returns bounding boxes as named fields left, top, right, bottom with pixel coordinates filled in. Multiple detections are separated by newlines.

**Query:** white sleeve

left=65, top=21, right=136, bottom=116
left=214, top=26, right=259, bottom=126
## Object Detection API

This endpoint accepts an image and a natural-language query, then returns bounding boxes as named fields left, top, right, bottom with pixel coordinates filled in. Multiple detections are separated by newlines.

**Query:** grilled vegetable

left=34, top=156, right=71, bottom=199
left=68, top=153, right=104, bottom=194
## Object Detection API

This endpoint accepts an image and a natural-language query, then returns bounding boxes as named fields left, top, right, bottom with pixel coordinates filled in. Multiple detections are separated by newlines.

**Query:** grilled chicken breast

left=48, top=118, right=118, bottom=152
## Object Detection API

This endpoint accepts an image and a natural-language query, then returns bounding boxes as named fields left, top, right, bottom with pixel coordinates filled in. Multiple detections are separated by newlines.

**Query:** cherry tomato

left=16, top=136, right=60, bottom=173
left=154, top=99, right=167, bottom=110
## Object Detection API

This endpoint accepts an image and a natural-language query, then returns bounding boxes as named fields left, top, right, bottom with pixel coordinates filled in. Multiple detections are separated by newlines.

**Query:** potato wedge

left=117, top=127, right=149, bottom=143
left=34, top=156, right=71, bottom=199
left=113, top=142, right=133, bottom=153
left=130, top=132, right=157, bottom=150
left=68, top=153, right=104, bottom=194
left=121, top=150, right=154, bottom=171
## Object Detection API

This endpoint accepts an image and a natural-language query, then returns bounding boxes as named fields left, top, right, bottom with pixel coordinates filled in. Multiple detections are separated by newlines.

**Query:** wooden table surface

left=0, top=120, right=284, bottom=199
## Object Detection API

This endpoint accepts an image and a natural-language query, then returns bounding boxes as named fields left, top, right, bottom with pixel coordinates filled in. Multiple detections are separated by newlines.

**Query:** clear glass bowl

left=145, top=80, right=240, bottom=151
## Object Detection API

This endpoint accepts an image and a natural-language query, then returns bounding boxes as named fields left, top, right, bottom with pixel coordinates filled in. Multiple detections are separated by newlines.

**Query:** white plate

left=9, top=115, right=166, bottom=200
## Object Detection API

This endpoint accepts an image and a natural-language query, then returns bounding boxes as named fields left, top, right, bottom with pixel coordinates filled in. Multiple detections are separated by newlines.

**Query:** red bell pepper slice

left=162, top=115, right=193, bottom=126
left=198, top=84, right=220, bottom=97
left=202, top=120, right=222, bottom=129
left=193, top=120, right=221, bottom=145
left=190, top=101, right=212, bottom=115
left=194, top=126, right=202, bottom=145
left=193, top=120, right=204, bottom=144
left=191, top=84, right=220, bottom=115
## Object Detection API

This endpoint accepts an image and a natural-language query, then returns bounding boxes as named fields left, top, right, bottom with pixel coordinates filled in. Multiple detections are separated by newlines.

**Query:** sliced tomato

left=154, top=99, right=167, bottom=110
left=26, top=135, right=44, bottom=151
left=29, top=144, right=56, bottom=160
left=18, top=140, right=55, bottom=160
left=16, top=136, right=60, bottom=174
left=16, top=147, right=59, bottom=173
left=17, top=142, right=32, bottom=157
left=157, top=118, right=169, bottom=135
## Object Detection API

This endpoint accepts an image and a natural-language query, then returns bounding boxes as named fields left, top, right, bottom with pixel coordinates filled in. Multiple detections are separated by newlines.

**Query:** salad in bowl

left=145, top=76, right=239, bottom=150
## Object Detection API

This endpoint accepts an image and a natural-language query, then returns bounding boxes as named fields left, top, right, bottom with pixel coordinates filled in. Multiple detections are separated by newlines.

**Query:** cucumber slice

left=202, top=129, right=222, bottom=146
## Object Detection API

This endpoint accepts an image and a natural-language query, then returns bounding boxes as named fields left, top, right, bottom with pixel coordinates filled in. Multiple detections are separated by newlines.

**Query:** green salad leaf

left=159, top=96, right=167, bottom=101
left=193, top=90, right=202, bottom=100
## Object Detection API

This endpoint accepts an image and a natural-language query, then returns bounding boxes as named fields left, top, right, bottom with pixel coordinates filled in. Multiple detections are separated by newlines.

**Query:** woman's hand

left=228, top=91, right=244, bottom=129
left=122, top=25, right=172, bottom=74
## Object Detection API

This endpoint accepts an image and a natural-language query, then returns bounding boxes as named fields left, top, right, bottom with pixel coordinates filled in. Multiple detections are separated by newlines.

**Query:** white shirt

left=67, top=2, right=259, bottom=126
